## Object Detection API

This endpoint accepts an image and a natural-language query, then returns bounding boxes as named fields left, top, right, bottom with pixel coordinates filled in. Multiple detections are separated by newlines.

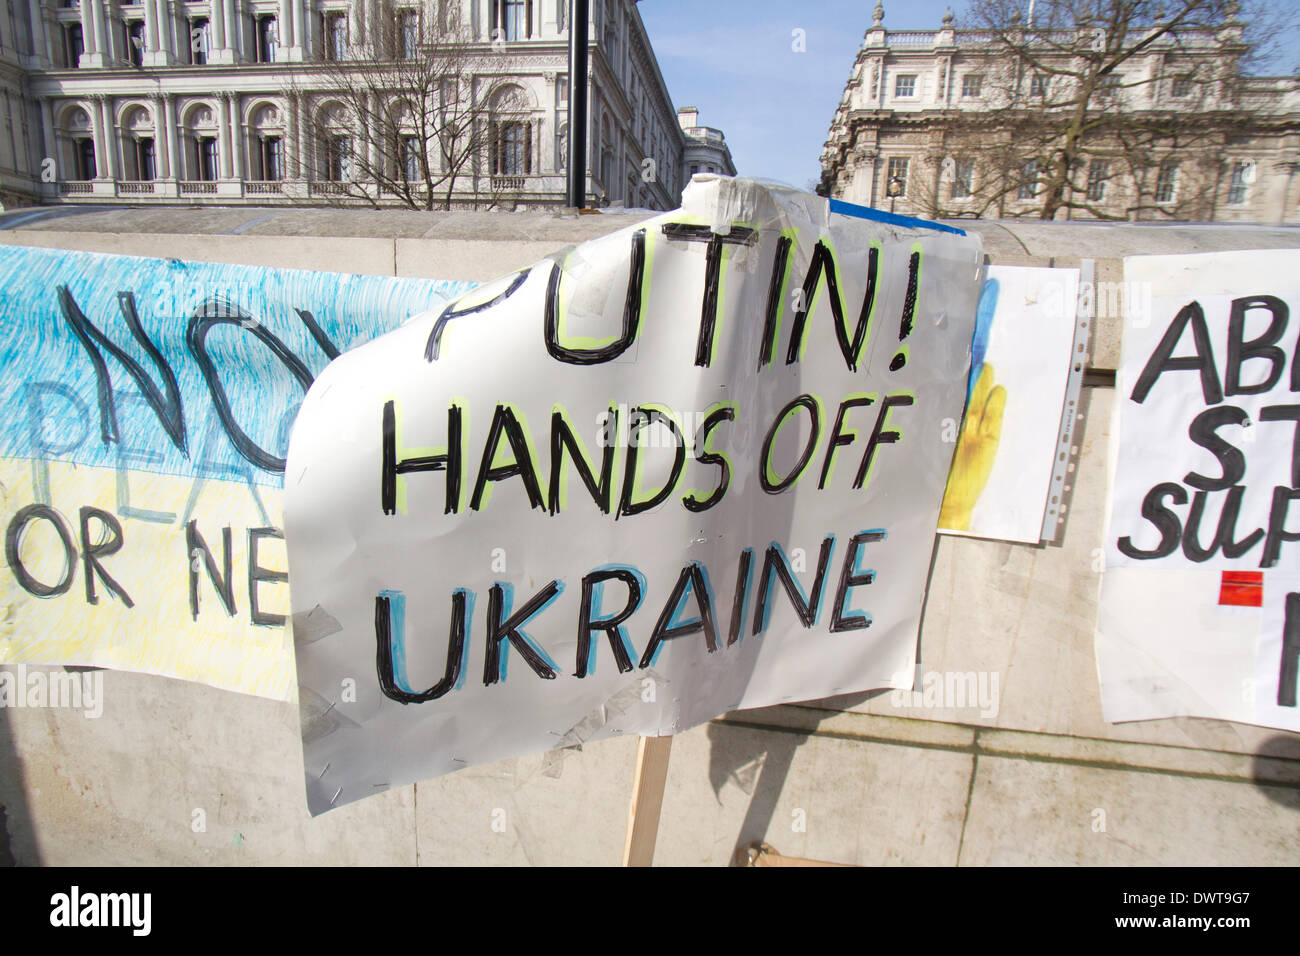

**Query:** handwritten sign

left=285, top=179, right=985, bottom=813
left=0, top=246, right=472, bottom=698
left=1098, top=249, right=1300, bottom=732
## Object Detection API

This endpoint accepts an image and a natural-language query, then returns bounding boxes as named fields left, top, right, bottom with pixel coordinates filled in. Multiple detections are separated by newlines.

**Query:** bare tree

left=941, top=0, right=1295, bottom=220
left=292, top=0, right=523, bottom=210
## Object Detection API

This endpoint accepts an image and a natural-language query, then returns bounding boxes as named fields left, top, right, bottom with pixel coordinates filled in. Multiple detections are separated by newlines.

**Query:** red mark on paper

left=1219, top=571, right=1263, bottom=608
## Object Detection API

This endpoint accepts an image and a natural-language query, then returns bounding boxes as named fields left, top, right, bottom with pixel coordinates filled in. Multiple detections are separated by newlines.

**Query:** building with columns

left=820, top=3, right=1300, bottom=223
left=677, top=105, right=734, bottom=179
left=0, top=0, right=730, bottom=209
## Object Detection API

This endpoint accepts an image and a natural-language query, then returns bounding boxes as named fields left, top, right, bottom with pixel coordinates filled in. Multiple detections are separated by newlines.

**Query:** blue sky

left=637, top=0, right=1300, bottom=190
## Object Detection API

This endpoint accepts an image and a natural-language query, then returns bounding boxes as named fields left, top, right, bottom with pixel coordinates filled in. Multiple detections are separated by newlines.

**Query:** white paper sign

left=939, top=265, right=1079, bottom=543
left=284, top=179, right=985, bottom=813
left=1098, top=249, right=1300, bottom=731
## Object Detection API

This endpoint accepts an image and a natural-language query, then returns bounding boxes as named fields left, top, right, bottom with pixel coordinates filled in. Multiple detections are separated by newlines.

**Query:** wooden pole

left=621, top=734, right=672, bottom=866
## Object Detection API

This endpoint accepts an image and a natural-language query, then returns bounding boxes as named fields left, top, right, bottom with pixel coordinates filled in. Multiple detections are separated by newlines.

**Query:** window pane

left=1155, top=163, right=1177, bottom=203
left=1087, top=161, right=1109, bottom=202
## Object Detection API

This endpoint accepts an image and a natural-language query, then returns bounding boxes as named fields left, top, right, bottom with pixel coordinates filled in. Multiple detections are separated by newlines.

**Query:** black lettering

left=5, top=504, right=76, bottom=598
left=78, top=506, right=132, bottom=607
left=785, top=241, right=877, bottom=371
left=831, top=530, right=885, bottom=632
left=483, top=581, right=560, bottom=684
left=58, top=287, right=186, bottom=453
left=854, top=393, right=912, bottom=489
left=760, top=395, right=820, bottom=494
left=376, top=590, right=469, bottom=703
left=683, top=406, right=734, bottom=512
left=1260, top=405, right=1300, bottom=488
left=550, top=406, right=616, bottom=515
left=1225, top=295, right=1288, bottom=396
left=1130, top=301, right=1223, bottom=405
left=248, top=527, right=287, bottom=627
left=820, top=396, right=875, bottom=489
left=544, top=230, right=645, bottom=365
left=471, top=404, right=544, bottom=512
left=618, top=407, right=685, bottom=517
left=1261, top=486, right=1300, bottom=568
left=382, top=400, right=463, bottom=516
left=186, top=520, right=235, bottom=619
left=753, top=536, right=834, bottom=634
left=187, top=310, right=314, bottom=473
left=1117, top=482, right=1187, bottom=559
left=425, top=270, right=529, bottom=361
left=639, top=562, right=718, bottom=667
left=575, top=569, right=640, bottom=677
left=1184, top=405, right=1247, bottom=491
left=1180, top=487, right=1263, bottom=562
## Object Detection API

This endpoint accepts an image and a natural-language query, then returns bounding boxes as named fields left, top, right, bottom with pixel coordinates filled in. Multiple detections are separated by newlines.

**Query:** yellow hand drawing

left=939, top=363, right=1006, bottom=531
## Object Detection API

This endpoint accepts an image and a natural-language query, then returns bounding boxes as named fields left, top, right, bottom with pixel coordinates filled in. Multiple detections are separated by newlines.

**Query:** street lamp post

left=886, top=175, right=903, bottom=214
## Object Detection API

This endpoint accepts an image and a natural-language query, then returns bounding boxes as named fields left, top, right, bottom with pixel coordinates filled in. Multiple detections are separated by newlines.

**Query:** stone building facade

left=820, top=3, right=1300, bottom=223
left=0, top=0, right=731, bottom=209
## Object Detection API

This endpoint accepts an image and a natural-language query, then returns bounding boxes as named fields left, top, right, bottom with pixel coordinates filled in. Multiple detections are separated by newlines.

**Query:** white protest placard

left=0, top=246, right=469, bottom=699
left=1097, top=249, right=1300, bottom=732
left=939, top=264, right=1079, bottom=543
left=284, top=179, right=985, bottom=813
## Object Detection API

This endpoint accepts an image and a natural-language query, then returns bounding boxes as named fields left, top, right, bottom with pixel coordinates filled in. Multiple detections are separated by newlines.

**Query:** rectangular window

left=1100, top=73, right=1122, bottom=94
left=126, top=20, right=145, bottom=66
left=326, top=13, right=348, bottom=61
left=952, top=158, right=974, bottom=198
left=400, top=10, right=418, bottom=58
left=400, top=135, right=420, bottom=181
left=257, top=15, right=278, bottom=63
left=261, top=136, right=284, bottom=180
left=1018, top=160, right=1039, bottom=199
left=65, top=23, right=84, bottom=67
left=1030, top=74, right=1048, bottom=97
left=557, top=75, right=568, bottom=104
left=1155, top=163, right=1177, bottom=203
left=961, top=74, right=982, bottom=97
left=894, top=74, right=916, bottom=97
left=1087, top=160, right=1109, bottom=202
left=189, top=17, right=210, bottom=64
left=1171, top=77, right=1192, bottom=97
left=1228, top=161, right=1251, bottom=204
left=887, top=156, right=909, bottom=197
left=493, top=121, right=531, bottom=175
left=198, top=137, right=219, bottom=180
left=75, top=137, right=96, bottom=179
left=326, top=135, right=351, bottom=181
left=497, top=0, right=528, bottom=41
left=136, top=137, right=155, bottom=180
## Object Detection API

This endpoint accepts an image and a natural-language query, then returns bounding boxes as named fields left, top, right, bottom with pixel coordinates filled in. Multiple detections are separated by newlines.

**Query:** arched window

left=387, top=101, right=422, bottom=183
left=182, top=103, right=220, bottom=181
left=317, top=103, right=352, bottom=181
left=58, top=105, right=96, bottom=180
left=248, top=103, right=285, bottom=181
left=489, top=84, right=532, bottom=177
left=119, top=105, right=156, bottom=181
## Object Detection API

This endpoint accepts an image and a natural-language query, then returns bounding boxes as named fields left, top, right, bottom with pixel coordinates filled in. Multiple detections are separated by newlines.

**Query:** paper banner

left=1097, top=249, right=1300, bottom=731
left=0, top=245, right=472, bottom=699
left=284, top=179, right=985, bottom=813
left=939, top=264, right=1079, bottom=543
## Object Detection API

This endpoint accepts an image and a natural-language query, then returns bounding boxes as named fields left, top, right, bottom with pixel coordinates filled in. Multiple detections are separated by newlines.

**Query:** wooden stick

left=735, top=842, right=853, bottom=867
left=622, top=734, right=673, bottom=867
